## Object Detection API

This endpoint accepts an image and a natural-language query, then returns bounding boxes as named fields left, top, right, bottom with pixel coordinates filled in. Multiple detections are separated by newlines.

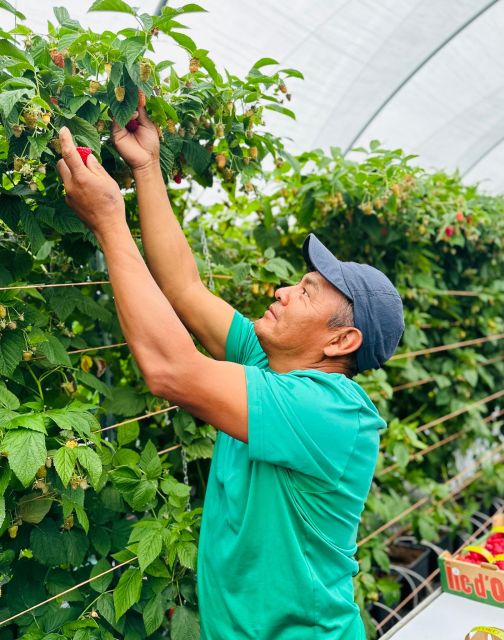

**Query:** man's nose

left=275, top=285, right=290, bottom=304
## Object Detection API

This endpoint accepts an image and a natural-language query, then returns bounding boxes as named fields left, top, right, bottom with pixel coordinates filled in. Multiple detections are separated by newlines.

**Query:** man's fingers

left=56, top=158, right=72, bottom=185
left=86, top=153, right=108, bottom=177
left=59, top=127, right=86, bottom=176
left=136, top=106, right=153, bottom=127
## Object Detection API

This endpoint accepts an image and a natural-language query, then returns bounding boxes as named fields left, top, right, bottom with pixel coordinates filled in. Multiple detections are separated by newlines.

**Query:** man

left=56, top=104, right=404, bottom=639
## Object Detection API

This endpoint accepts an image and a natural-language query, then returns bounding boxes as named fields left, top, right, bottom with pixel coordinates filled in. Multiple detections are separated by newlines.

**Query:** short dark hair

left=327, top=295, right=358, bottom=378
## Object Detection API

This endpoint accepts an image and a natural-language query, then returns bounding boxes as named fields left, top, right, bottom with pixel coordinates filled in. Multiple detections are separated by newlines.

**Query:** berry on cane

left=76, top=147, right=92, bottom=165
left=189, top=57, right=200, bottom=73
left=139, top=62, right=151, bottom=81
left=89, top=80, right=101, bottom=94
left=49, top=48, right=64, bottom=68
left=126, top=119, right=139, bottom=132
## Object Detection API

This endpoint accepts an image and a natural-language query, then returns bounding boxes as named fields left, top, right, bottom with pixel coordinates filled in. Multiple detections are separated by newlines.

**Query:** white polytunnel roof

left=5, top=0, right=504, bottom=192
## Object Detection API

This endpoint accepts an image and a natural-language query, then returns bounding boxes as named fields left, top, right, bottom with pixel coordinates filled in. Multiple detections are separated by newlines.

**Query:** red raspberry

left=496, top=561, right=504, bottom=570
left=168, top=607, right=175, bottom=619
left=458, top=553, right=480, bottom=564
left=76, top=147, right=92, bottom=165
left=445, top=226, right=454, bottom=237
left=455, top=210, right=464, bottom=222
left=174, top=172, right=182, bottom=184
left=50, top=96, right=58, bottom=105
left=126, top=118, right=139, bottom=132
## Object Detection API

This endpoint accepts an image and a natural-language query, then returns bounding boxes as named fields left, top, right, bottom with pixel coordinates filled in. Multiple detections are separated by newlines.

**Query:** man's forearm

left=95, top=218, right=198, bottom=385
left=133, top=163, right=201, bottom=303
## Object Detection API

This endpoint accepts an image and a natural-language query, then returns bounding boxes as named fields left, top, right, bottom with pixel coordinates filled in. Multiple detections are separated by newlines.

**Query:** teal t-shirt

left=197, top=311, right=386, bottom=639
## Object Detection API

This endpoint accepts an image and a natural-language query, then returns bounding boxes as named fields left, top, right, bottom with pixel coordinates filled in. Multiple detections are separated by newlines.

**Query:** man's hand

left=56, top=127, right=126, bottom=236
left=112, top=106, right=160, bottom=173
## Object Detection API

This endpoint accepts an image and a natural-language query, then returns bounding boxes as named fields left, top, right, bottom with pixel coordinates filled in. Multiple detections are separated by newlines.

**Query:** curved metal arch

left=155, top=0, right=167, bottom=15
left=461, top=132, right=504, bottom=177
left=343, top=0, right=501, bottom=156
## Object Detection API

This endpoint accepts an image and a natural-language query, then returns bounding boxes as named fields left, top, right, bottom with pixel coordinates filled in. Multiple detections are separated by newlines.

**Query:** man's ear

left=323, top=327, right=363, bottom=358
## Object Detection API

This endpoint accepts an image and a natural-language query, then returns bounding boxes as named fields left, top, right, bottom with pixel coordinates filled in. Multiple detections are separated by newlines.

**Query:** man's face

left=254, top=271, right=352, bottom=359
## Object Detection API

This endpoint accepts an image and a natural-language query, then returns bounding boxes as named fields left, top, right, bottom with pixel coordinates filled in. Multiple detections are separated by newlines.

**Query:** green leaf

left=45, top=408, right=97, bottom=438
left=88, top=0, right=136, bottom=15
left=0, top=0, right=26, bottom=19
left=75, top=370, right=113, bottom=399
left=169, top=31, right=196, bottom=54
left=113, top=566, right=142, bottom=621
left=137, top=528, right=163, bottom=572
left=143, top=595, right=165, bottom=635
left=61, top=115, right=101, bottom=155
left=171, top=606, right=200, bottom=640
left=182, top=139, right=212, bottom=174
left=178, top=3, right=207, bottom=13
left=110, top=467, right=141, bottom=492
left=0, top=331, right=25, bottom=376
left=251, top=57, right=279, bottom=70
left=30, top=519, right=68, bottom=566
left=76, top=446, right=103, bottom=486
left=0, top=88, right=31, bottom=119
left=264, top=103, right=296, bottom=120
left=393, top=442, right=410, bottom=469
left=18, top=492, right=52, bottom=524
left=0, top=382, right=20, bottom=409
left=176, top=541, right=197, bottom=570
left=54, top=446, right=77, bottom=487
left=103, top=386, right=146, bottom=417
left=129, top=479, right=157, bottom=510
left=372, top=547, right=390, bottom=572
left=0, top=496, right=5, bottom=529
left=139, top=440, right=162, bottom=479
left=1, top=429, right=46, bottom=487
left=5, top=412, right=47, bottom=433
left=38, top=335, right=72, bottom=366
left=117, top=420, right=139, bottom=446
left=0, top=39, right=33, bottom=68
left=90, top=558, right=113, bottom=593
left=106, top=72, right=138, bottom=129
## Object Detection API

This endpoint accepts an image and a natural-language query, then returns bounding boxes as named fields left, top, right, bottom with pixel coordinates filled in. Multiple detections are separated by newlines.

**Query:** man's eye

left=302, top=287, right=308, bottom=296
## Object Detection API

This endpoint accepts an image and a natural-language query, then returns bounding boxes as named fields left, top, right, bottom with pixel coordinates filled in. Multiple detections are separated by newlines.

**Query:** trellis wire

left=357, top=444, right=504, bottom=547
left=379, top=407, right=504, bottom=477
left=0, top=280, right=494, bottom=295
left=375, top=509, right=502, bottom=633
left=95, top=405, right=178, bottom=434
left=415, top=388, right=504, bottom=435
left=390, top=333, right=504, bottom=360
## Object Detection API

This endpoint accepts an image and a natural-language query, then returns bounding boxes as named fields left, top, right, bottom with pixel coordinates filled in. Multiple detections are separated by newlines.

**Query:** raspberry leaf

left=113, top=566, right=142, bottom=621
left=1, top=429, right=46, bottom=487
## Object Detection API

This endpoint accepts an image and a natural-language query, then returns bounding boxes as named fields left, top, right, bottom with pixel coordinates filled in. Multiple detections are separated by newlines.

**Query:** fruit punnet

left=76, top=147, right=92, bottom=165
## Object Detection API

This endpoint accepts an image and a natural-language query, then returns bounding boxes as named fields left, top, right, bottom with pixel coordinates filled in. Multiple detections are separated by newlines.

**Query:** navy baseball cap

left=302, top=233, right=404, bottom=373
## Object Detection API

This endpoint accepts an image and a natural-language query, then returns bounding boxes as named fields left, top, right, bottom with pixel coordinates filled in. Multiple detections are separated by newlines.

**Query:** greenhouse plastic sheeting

left=6, top=0, right=504, bottom=192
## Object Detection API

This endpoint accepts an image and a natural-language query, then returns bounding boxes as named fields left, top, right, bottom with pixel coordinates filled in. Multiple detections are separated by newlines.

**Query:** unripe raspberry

left=89, top=80, right=101, bottom=95
left=166, top=119, right=176, bottom=134
left=189, top=57, right=200, bottom=73
left=215, top=153, right=226, bottom=169
left=279, top=80, right=288, bottom=94
left=12, top=124, right=24, bottom=138
left=7, top=320, right=16, bottom=330
left=216, top=123, right=225, bottom=138
left=23, top=109, right=39, bottom=129
left=114, top=86, right=125, bottom=102
left=63, top=514, right=74, bottom=530
left=36, top=465, right=47, bottom=478
left=249, top=146, right=258, bottom=160
left=50, top=138, right=62, bottom=154
left=49, top=49, right=64, bottom=68
left=65, top=439, right=78, bottom=449
left=139, top=62, right=151, bottom=81
left=22, top=351, right=33, bottom=361
left=104, top=62, right=112, bottom=79
left=8, top=525, right=18, bottom=539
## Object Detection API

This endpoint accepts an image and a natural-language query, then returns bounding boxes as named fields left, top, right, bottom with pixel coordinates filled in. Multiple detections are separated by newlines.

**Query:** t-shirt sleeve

left=246, top=367, right=367, bottom=486
left=225, top=310, right=268, bottom=367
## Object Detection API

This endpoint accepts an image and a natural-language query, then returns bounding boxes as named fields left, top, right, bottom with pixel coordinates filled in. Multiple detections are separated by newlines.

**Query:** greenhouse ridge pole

left=342, top=0, right=501, bottom=156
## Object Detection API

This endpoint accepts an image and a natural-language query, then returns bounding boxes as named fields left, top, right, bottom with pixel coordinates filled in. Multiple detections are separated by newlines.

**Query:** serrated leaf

left=19, top=208, right=46, bottom=253
left=393, top=442, right=410, bottom=469
left=117, top=420, right=139, bottom=446
left=264, top=103, right=296, bottom=120
left=38, top=335, right=72, bottom=366
left=61, top=115, right=101, bottom=155
left=0, top=331, right=25, bottom=376
left=129, top=479, right=157, bottom=510
left=30, top=519, right=68, bottom=566
left=0, top=0, right=26, bottom=19
left=142, top=594, right=165, bottom=635
left=106, top=72, right=138, bottom=129
left=0, top=382, right=19, bottom=409
left=171, top=606, right=200, bottom=640
left=54, top=446, right=77, bottom=487
left=176, top=541, right=197, bottom=570
left=75, top=370, right=112, bottom=399
left=88, top=0, right=137, bottom=15
left=182, top=139, right=211, bottom=174
left=251, top=57, right=279, bottom=70
left=0, top=88, right=31, bottom=119
left=76, top=446, right=102, bottom=486
left=169, top=31, right=196, bottom=54
left=0, top=39, right=33, bottom=68
left=90, top=558, right=113, bottom=593
left=137, top=528, right=163, bottom=572
left=5, top=412, right=47, bottom=433
left=74, top=504, right=89, bottom=534
left=103, top=386, right=146, bottom=417
left=113, top=566, right=142, bottom=621
left=18, top=492, right=52, bottom=524
left=1, top=429, right=46, bottom=487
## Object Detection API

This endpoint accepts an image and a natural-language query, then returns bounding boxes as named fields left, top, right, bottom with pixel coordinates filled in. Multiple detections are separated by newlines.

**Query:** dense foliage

left=0, top=1, right=503, bottom=638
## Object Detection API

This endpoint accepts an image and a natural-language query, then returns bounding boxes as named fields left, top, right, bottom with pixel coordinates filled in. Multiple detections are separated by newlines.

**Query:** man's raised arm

left=112, top=106, right=234, bottom=360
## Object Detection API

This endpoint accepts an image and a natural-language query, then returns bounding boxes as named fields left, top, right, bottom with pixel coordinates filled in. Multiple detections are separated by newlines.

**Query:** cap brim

left=302, top=233, right=353, bottom=301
